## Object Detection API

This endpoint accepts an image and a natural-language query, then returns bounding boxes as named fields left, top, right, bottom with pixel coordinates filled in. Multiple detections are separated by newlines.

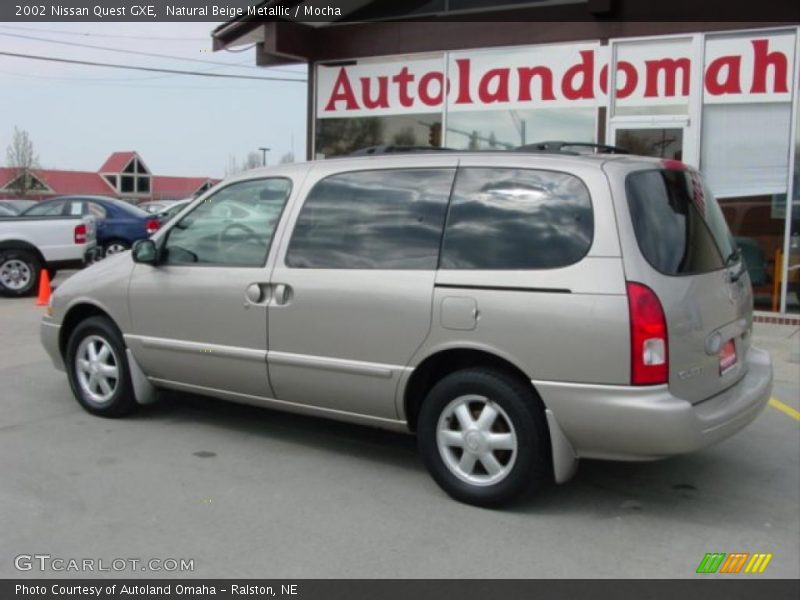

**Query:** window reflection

left=441, top=168, right=593, bottom=269
left=163, top=178, right=291, bottom=267
left=286, top=169, right=453, bottom=269
left=315, top=115, right=443, bottom=158
left=445, top=108, right=595, bottom=150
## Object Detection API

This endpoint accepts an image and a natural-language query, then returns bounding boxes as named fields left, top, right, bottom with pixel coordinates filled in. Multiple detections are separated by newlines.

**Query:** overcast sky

left=0, top=22, right=307, bottom=179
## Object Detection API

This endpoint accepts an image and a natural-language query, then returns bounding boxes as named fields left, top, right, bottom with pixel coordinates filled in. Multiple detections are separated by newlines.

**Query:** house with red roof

left=0, top=151, right=219, bottom=203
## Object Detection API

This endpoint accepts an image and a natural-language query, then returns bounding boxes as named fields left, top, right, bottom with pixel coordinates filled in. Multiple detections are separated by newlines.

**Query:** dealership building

left=213, top=2, right=800, bottom=315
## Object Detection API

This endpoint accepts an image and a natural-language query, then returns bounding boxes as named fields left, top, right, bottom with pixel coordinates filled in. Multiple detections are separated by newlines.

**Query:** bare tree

left=392, top=127, right=417, bottom=146
left=225, top=154, right=239, bottom=176
left=243, top=151, right=262, bottom=170
left=5, top=126, right=40, bottom=196
left=279, top=152, right=295, bottom=164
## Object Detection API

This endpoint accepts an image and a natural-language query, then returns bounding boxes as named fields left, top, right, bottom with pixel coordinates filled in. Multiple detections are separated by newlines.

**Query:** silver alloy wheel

left=75, top=335, right=120, bottom=406
left=0, top=259, right=32, bottom=291
left=105, top=243, right=128, bottom=255
left=436, top=394, right=518, bottom=487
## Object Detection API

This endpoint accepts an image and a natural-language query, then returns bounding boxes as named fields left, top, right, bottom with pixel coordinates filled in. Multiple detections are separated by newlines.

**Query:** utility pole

left=258, top=147, right=271, bottom=166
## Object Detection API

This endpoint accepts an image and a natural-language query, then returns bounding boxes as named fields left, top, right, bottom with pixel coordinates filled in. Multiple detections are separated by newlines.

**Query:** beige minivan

left=41, top=149, right=773, bottom=506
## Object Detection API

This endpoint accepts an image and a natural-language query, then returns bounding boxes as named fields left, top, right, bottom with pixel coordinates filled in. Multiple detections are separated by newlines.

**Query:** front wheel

left=0, top=249, right=41, bottom=297
left=65, top=316, right=138, bottom=418
left=417, top=368, right=551, bottom=507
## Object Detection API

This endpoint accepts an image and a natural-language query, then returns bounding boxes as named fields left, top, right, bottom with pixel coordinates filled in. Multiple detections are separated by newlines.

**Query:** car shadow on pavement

left=136, top=390, right=422, bottom=472
left=134, top=390, right=775, bottom=518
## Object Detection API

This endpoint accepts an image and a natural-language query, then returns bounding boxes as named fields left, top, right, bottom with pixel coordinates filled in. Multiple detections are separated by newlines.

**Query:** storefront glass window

left=444, top=108, right=595, bottom=150
left=787, top=85, right=800, bottom=313
left=700, top=29, right=797, bottom=313
left=315, top=114, right=442, bottom=158
left=701, top=103, right=792, bottom=198
left=615, top=128, right=683, bottom=159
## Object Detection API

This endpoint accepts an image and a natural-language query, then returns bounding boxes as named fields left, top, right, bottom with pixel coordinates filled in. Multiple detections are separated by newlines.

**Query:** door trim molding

left=124, top=334, right=267, bottom=363
left=268, top=350, right=408, bottom=379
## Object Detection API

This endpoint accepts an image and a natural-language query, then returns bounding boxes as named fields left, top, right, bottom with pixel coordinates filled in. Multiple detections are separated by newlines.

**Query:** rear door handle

left=272, top=284, right=293, bottom=306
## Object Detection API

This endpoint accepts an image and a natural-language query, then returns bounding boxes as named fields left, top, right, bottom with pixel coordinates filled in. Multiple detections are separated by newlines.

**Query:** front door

left=266, top=163, right=457, bottom=420
left=126, top=177, right=294, bottom=399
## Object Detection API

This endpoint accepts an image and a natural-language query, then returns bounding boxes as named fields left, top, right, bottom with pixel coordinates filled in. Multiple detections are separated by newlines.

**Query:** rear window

left=626, top=168, right=735, bottom=276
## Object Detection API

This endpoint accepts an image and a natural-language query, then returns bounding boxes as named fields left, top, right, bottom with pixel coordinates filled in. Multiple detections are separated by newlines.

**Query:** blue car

left=22, top=195, right=161, bottom=256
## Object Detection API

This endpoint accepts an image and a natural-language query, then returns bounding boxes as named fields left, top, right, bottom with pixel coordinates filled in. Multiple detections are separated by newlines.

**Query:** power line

left=0, top=54, right=265, bottom=83
left=0, top=51, right=307, bottom=82
left=0, top=68, right=264, bottom=88
left=0, top=24, right=208, bottom=41
left=0, top=25, right=306, bottom=73
left=0, top=31, right=303, bottom=75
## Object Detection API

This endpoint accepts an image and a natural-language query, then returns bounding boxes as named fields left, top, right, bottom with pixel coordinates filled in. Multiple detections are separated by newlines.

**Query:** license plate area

left=719, top=339, right=737, bottom=375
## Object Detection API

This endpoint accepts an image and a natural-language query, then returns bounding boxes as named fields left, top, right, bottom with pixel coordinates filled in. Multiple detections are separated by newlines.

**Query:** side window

left=162, top=178, right=291, bottom=267
left=440, top=168, right=594, bottom=269
left=85, top=202, right=108, bottom=219
left=285, top=169, right=453, bottom=269
left=25, top=200, right=66, bottom=216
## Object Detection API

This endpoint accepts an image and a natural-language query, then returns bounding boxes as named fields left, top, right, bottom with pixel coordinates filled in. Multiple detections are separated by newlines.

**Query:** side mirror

left=132, top=239, right=158, bottom=265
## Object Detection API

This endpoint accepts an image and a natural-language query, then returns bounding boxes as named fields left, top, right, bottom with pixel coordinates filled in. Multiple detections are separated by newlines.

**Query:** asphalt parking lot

left=1, top=273, right=798, bottom=579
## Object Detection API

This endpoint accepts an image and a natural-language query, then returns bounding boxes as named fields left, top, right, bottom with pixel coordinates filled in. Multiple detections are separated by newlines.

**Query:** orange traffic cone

left=36, top=269, right=52, bottom=306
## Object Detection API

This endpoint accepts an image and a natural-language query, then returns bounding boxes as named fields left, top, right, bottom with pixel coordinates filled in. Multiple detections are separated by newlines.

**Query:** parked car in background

left=40, top=150, right=773, bottom=506
left=0, top=199, right=38, bottom=215
left=138, top=200, right=177, bottom=215
left=0, top=204, right=17, bottom=218
left=153, top=199, right=192, bottom=223
left=0, top=212, right=96, bottom=296
left=22, top=196, right=160, bottom=256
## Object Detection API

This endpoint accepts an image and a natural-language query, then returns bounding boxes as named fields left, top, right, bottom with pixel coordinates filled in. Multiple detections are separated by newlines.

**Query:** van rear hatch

left=617, top=161, right=752, bottom=404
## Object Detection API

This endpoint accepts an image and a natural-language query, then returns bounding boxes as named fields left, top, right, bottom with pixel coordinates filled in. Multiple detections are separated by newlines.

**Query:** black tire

left=103, top=240, right=131, bottom=256
left=0, top=249, right=41, bottom=297
left=65, top=316, right=138, bottom=418
left=417, top=368, right=551, bottom=507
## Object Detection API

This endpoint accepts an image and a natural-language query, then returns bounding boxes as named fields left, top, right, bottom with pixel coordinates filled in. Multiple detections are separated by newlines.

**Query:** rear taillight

left=74, top=223, right=87, bottom=244
left=627, top=282, right=669, bottom=386
left=145, top=218, right=160, bottom=235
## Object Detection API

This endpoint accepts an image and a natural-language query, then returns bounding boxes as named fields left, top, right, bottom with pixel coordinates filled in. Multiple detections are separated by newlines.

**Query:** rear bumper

left=534, top=346, right=773, bottom=461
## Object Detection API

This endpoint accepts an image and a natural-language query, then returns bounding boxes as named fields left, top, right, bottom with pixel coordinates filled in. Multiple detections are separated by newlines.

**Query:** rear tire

left=65, top=316, right=138, bottom=418
left=103, top=240, right=130, bottom=256
left=0, top=249, right=41, bottom=297
left=417, top=368, right=551, bottom=507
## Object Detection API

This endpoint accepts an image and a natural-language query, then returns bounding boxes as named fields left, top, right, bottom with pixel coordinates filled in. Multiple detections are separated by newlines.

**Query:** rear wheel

left=65, top=316, right=137, bottom=418
left=417, top=368, right=551, bottom=507
left=0, top=249, right=41, bottom=297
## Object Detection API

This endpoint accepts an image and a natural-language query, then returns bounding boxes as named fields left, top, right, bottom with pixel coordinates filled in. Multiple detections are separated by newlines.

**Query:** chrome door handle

left=272, top=284, right=292, bottom=306
left=245, top=283, right=268, bottom=304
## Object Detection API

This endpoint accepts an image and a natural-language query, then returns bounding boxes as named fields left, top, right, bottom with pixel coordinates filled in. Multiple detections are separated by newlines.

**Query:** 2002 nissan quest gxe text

left=40, top=148, right=773, bottom=506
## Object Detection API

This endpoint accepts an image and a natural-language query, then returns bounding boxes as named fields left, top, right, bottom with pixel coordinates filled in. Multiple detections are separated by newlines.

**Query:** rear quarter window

left=440, top=168, right=594, bottom=269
